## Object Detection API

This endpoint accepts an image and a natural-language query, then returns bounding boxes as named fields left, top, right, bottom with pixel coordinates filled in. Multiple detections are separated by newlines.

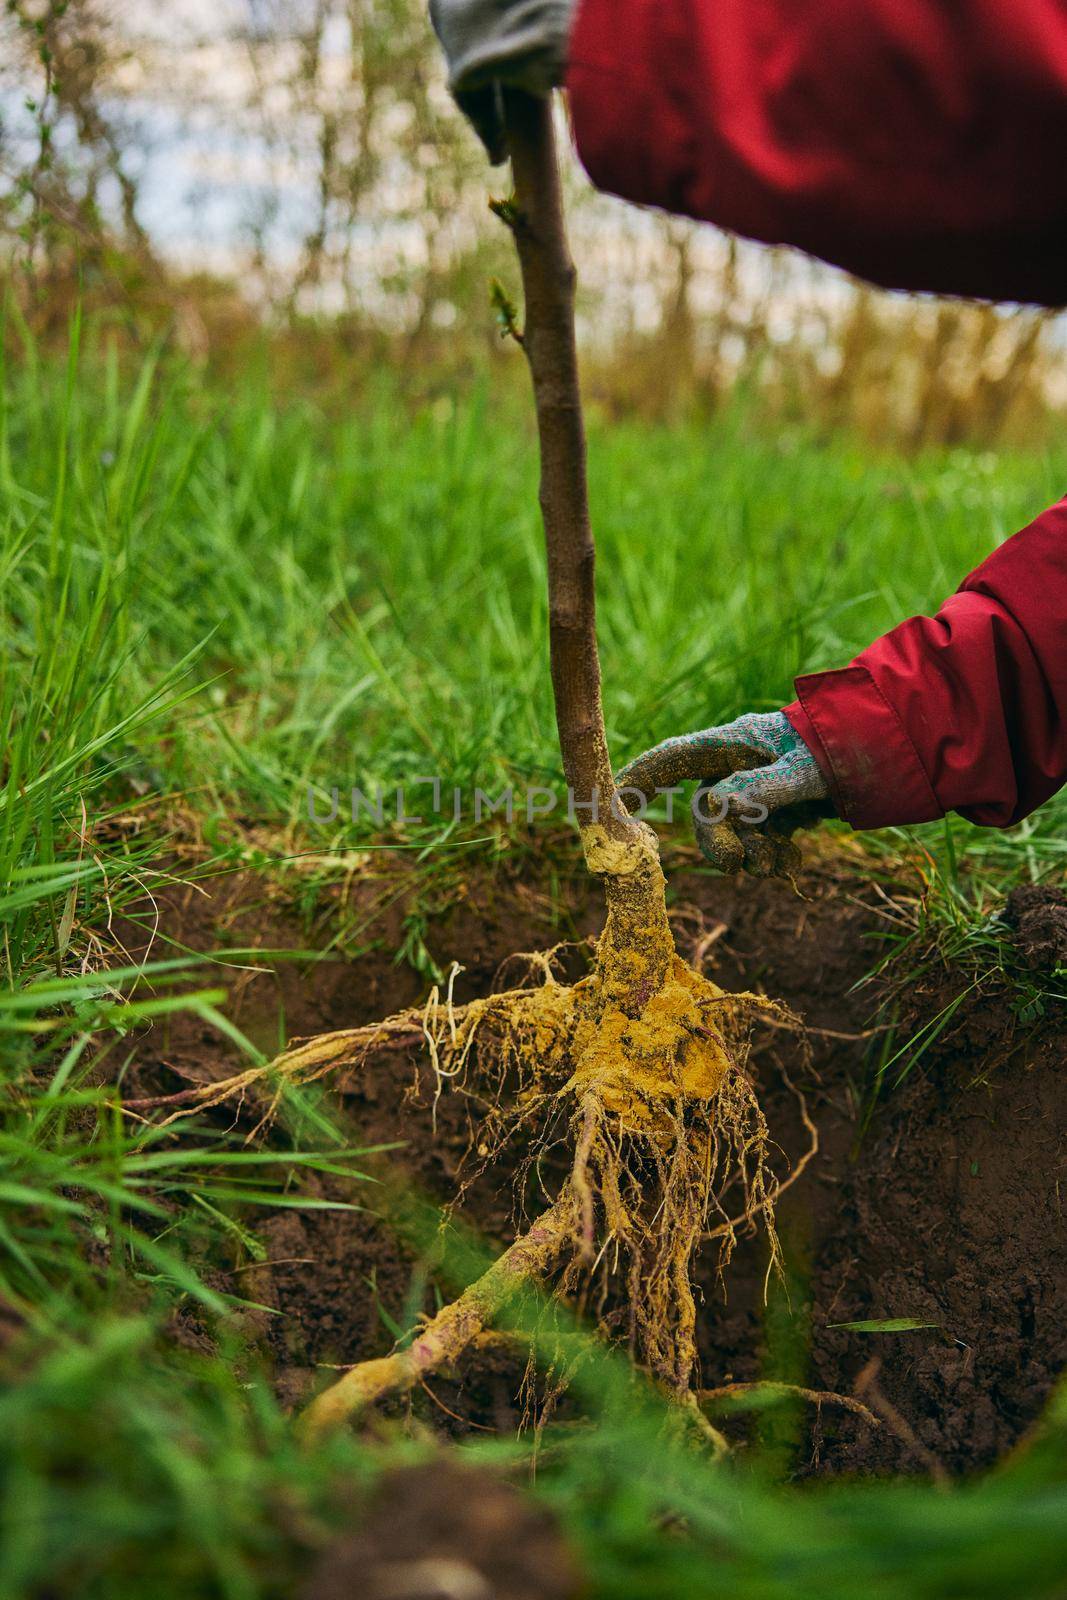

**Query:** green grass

left=3, top=315, right=1065, bottom=877
left=0, top=314, right=1065, bottom=1597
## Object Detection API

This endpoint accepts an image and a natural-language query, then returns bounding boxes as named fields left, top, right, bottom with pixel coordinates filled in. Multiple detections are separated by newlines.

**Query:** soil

left=1004, top=883, right=1067, bottom=973
left=124, top=844, right=1067, bottom=1481
left=299, top=1461, right=578, bottom=1600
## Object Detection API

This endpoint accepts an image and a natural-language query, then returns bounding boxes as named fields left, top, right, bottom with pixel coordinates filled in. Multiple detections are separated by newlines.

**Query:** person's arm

left=619, top=497, right=1067, bottom=872
left=785, top=497, right=1067, bottom=830
left=566, top=0, right=1067, bottom=306
left=432, top=0, right=1067, bottom=303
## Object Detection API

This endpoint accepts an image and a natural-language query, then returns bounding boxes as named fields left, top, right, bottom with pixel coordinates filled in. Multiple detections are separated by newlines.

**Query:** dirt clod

left=1004, top=884, right=1067, bottom=971
left=301, top=1462, right=580, bottom=1600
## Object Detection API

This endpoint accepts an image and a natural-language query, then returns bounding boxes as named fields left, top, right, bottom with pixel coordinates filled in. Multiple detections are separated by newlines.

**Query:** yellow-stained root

left=299, top=1192, right=576, bottom=1441
left=586, top=826, right=674, bottom=1017
left=293, top=830, right=787, bottom=1427
left=142, top=978, right=575, bottom=1130
left=555, top=854, right=780, bottom=1390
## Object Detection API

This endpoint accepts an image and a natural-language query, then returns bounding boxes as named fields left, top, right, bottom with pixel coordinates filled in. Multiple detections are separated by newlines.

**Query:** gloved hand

left=616, top=711, right=834, bottom=877
left=429, top=0, right=575, bottom=161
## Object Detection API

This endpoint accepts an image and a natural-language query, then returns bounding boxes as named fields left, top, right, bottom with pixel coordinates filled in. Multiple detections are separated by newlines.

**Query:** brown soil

left=1004, top=883, right=1067, bottom=972
left=124, top=845, right=1067, bottom=1480
left=300, top=1461, right=580, bottom=1600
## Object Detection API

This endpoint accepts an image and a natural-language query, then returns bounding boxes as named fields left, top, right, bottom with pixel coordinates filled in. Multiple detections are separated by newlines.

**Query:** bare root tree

left=156, top=93, right=789, bottom=1439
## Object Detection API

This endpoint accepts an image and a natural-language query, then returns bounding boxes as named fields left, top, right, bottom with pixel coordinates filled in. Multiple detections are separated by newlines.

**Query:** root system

left=169, top=828, right=793, bottom=1439
left=163, top=95, right=798, bottom=1443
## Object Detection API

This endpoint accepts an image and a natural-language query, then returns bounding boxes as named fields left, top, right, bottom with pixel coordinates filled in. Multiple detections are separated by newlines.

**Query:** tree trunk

left=504, top=93, right=672, bottom=1010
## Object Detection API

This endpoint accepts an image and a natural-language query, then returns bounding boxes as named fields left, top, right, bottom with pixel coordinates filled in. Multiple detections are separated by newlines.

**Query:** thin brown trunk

left=505, top=92, right=671, bottom=1005
left=504, top=94, right=639, bottom=852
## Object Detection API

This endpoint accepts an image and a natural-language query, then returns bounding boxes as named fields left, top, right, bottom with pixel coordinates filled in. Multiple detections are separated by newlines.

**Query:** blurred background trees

left=1, top=0, right=1063, bottom=445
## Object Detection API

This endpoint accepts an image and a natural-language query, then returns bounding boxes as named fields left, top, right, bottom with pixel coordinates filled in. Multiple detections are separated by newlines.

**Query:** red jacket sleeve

left=782, top=498, right=1067, bottom=829
left=566, top=0, right=1067, bottom=305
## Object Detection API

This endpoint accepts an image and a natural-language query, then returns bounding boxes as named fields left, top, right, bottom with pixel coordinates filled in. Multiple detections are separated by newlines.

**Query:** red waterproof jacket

left=565, top=0, right=1067, bottom=830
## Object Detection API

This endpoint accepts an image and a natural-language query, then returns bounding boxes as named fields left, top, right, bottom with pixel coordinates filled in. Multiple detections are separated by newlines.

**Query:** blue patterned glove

left=616, top=711, right=834, bottom=877
left=429, top=0, right=575, bottom=161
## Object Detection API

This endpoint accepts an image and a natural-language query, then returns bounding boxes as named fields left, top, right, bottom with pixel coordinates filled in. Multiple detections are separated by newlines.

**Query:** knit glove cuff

left=430, top=0, right=575, bottom=160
